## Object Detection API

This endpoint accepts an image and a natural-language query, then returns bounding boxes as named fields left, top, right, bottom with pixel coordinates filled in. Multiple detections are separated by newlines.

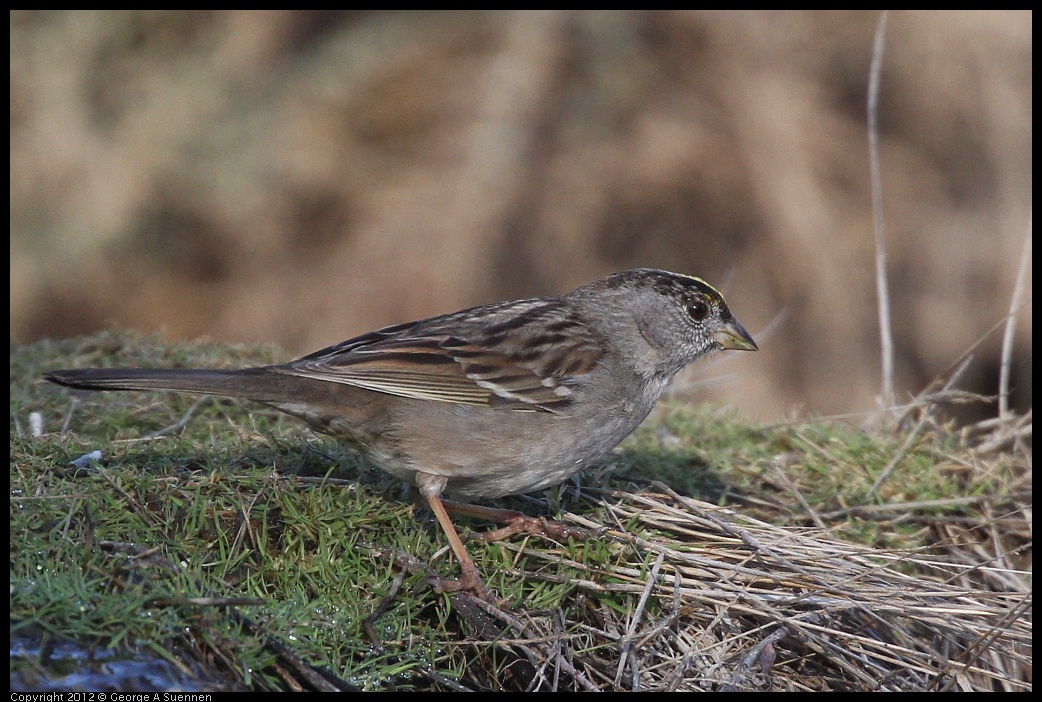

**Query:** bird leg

left=416, top=474, right=493, bottom=600
left=415, top=475, right=590, bottom=600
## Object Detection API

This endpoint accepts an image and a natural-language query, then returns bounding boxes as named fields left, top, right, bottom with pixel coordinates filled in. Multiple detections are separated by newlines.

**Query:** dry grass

left=464, top=481, right=1030, bottom=691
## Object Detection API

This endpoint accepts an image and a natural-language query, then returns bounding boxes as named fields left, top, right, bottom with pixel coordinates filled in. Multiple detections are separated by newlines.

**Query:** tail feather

left=44, top=367, right=287, bottom=403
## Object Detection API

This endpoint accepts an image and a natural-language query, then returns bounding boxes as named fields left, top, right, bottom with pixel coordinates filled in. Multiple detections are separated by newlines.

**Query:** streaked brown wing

left=275, top=299, right=604, bottom=412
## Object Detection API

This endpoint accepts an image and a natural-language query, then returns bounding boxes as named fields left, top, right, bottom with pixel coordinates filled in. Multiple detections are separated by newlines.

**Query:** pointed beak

left=715, top=318, right=758, bottom=352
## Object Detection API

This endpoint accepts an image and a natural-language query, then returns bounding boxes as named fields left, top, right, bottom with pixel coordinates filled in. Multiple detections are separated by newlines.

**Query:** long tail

left=44, top=367, right=292, bottom=404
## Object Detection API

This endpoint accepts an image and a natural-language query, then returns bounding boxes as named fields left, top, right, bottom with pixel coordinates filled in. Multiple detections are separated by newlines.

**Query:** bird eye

left=687, top=300, right=709, bottom=321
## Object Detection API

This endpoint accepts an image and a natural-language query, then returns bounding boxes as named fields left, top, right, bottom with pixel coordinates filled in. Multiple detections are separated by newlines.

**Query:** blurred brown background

left=10, top=11, right=1032, bottom=423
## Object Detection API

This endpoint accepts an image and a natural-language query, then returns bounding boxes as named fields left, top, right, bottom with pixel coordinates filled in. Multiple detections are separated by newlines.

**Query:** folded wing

left=277, top=299, right=604, bottom=412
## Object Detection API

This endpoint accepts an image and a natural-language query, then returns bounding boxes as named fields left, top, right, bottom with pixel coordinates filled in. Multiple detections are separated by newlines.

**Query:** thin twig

left=868, top=10, right=895, bottom=415
left=867, top=356, right=972, bottom=498
left=142, top=395, right=212, bottom=438
left=60, top=397, right=80, bottom=435
left=770, top=460, right=827, bottom=530
left=999, top=218, right=1031, bottom=417
left=615, top=550, right=665, bottom=690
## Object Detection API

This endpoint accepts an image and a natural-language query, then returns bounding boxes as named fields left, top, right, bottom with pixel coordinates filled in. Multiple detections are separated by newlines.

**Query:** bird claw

left=477, top=514, right=592, bottom=543
left=426, top=572, right=504, bottom=605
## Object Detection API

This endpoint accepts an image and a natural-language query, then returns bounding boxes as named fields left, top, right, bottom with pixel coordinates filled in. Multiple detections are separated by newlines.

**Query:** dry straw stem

left=490, top=484, right=1029, bottom=692
left=999, top=221, right=1032, bottom=418
left=868, top=9, right=895, bottom=414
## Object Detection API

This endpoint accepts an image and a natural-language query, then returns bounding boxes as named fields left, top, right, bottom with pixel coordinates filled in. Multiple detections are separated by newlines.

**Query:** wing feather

left=274, top=299, right=603, bottom=412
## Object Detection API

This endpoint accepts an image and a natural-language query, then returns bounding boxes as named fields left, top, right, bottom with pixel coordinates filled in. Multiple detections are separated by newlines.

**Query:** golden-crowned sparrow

left=45, top=268, right=756, bottom=596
